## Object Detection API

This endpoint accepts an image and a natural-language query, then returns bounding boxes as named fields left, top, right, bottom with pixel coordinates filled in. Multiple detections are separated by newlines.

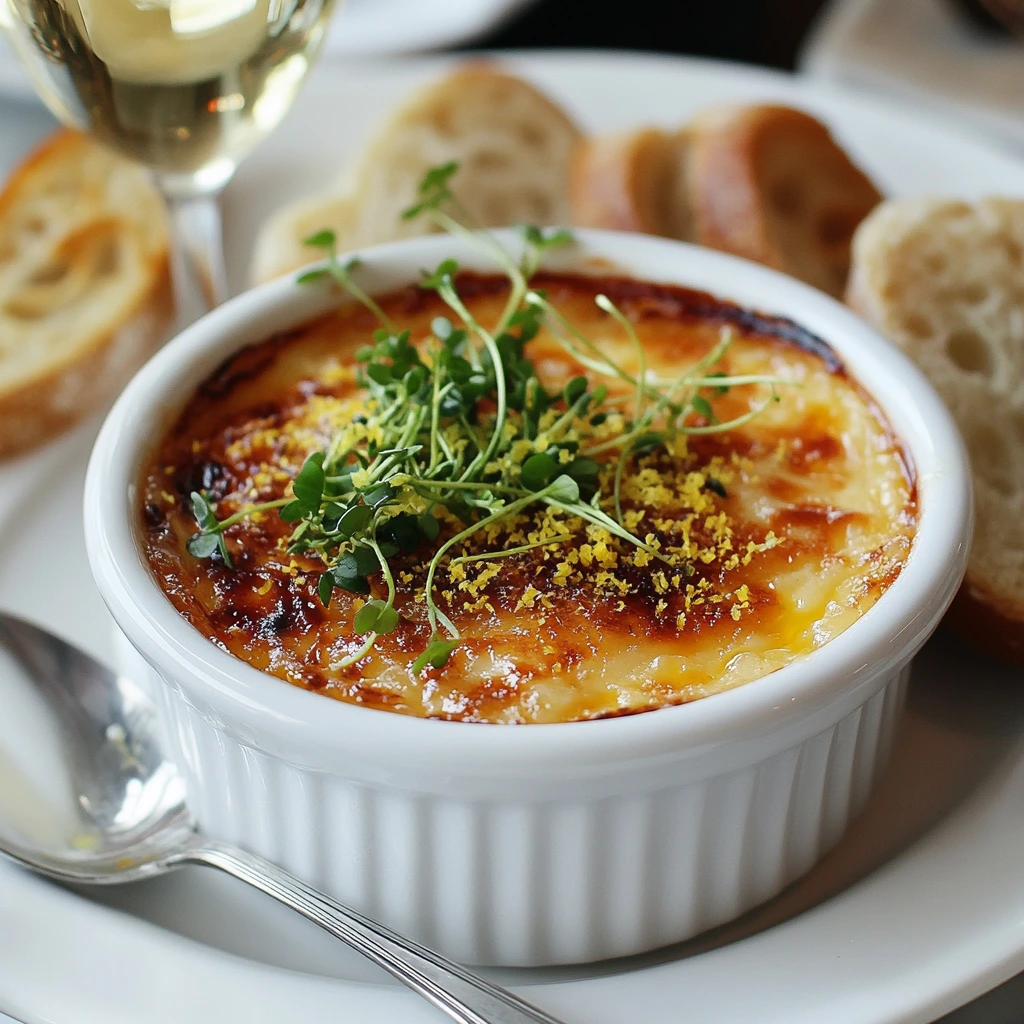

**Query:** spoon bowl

left=0, top=615, right=194, bottom=883
left=0, top=612, right=566, bottom=1024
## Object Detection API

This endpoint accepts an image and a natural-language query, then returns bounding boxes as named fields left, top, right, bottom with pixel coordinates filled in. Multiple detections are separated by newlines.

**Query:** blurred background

left=474, top=0, right=1005, bottom=69
left=477, top=0, right=835, bottom=68
left=3, top=0, right=1021, bottom=148
left=465, top=0, right=1024, bottom=152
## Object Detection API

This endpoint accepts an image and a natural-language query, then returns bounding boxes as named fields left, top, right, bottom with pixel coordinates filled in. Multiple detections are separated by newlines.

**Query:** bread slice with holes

left=570, top=106, right=881, bottom=298
left=847, top=196, right=1024, bottom=663
left=0, top=129, right=173, bottom=458
left=251, top=66, right=583, bottom=283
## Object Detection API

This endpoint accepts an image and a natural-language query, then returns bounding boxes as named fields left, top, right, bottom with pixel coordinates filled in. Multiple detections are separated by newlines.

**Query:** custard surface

left=140, top=273, right=916, bottom=723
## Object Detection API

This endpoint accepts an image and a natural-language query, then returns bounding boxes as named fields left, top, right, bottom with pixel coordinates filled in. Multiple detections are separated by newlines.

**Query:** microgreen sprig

left=186, top=162, right=792, bottom=675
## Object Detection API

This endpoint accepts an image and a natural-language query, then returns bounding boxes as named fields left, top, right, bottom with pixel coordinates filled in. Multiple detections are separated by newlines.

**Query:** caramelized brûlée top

left=140, top=273, right=916, bottom=723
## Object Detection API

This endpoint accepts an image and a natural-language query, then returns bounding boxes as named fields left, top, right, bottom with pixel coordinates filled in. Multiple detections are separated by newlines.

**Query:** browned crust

left=0, top=263, right=173, bottom=458
left=945, top=574, right=1024, bottom=666
left=569, top=128, right=680, bottom=235
left=140, top=270, right=917, bottom=722
left=688, top=105, right=882, bottom=297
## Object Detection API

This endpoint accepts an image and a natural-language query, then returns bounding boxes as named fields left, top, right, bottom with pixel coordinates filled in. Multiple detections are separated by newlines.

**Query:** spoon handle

left=186, top=841, right=569, bottom=1024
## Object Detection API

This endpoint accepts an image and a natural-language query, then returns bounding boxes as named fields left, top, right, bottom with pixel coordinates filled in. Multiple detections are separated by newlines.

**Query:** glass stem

left=158, top=184, right=230, bottom=328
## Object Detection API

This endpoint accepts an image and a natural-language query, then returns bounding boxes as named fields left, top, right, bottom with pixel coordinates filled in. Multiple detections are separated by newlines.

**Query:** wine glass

left=0, top=0, right=337, bottom=323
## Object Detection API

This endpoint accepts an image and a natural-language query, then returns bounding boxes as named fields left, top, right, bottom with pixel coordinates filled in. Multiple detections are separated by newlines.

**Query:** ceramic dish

left=83, top=227, right=970, bottom=967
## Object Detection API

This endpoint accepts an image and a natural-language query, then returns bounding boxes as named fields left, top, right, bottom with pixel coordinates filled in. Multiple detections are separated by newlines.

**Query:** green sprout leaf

left=292, top=452, right=326, bottom=509
left=336, top=546, right=379, bottom=579
left=318, top=571, right=336, bottom=606
left=563, top=376, right=588, bottom=405
left=545, top=474, right=580, bottom=504
left=403, top=161, right=459, bottom=219
left=419, top=161, right=459, bottom=196
left=295, top=267, right=330, bottom=285
left=363, top=484, right=395, bottom=508
left=566, top=457, right=600, bottom=482
left=354, top=600, right=400, bottom=635
left=337, top=504, right=373, bottom=537
left=632, top=431, right=666, bottom=454
left=186, top=532, right=219, bottom=559
left=353, top=601, right=380, bottom=633
left=279, top=500, right=308, bottom=523
left=216, top=534, right=232, bottom=568
left=187, top=492, right=232, bottom=566
left=412, top=636, right=459, bottom=675
left=691, top=395, right=715, bottom=422
left=420, top=258, right=460, bottom=291
left=417, top=514, right=440, bottom=541
left=523, top=225, right=575, bottom=251
left=303, top=229, right=337, bottom=250
left=706, top=371, right=730, bottom=396
left=190, top=491, right=216, bottom=529
left=333, top=572, right=371, bottom=595
left=378, top=513, right=423, bottom=553
left=520, top=452, right=558, bottom=491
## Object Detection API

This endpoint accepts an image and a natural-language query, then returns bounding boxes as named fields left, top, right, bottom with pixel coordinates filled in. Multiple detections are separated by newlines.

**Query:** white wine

left=1, top=0, right=335, bottom=186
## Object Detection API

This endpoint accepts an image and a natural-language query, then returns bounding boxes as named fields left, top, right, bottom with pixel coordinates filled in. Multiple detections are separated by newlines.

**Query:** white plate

left=0, top=0, right=537, bottom=99
left=2, top=51, right=1024, bottom=1024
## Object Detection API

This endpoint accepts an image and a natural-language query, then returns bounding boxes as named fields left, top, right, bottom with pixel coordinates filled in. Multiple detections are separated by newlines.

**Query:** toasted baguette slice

left=569, top=128, right=693, bottom=239
left=0, top=130, right=172, bottom=458
left=847, top=197, right=1024, bottom=663
left=570, top=106, right=880, bottom=297
left=252, top=66, right=583, bottom=283
left=687, top=105, right=882, bottom=297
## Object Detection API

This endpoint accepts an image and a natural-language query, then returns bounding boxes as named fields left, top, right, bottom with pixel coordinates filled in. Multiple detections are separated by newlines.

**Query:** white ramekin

left=84, top=231, right=971, bottom=967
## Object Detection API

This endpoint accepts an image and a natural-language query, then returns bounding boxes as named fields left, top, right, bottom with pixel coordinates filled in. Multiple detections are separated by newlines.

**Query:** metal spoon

left=0, top=613, right=567, bottom=1024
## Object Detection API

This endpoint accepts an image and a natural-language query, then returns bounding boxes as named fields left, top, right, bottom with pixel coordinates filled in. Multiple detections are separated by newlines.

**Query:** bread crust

left=369, top=63, right=581, bottom=150
left=689, top=105, right=881, bottom=297
left=0, top=129, right=173, bottom=459
left=569, top=128, right=680, bottom=235
left=945, top=576, right=1024, bottom=666
left=0, top=129, right=86, bottom=221
left=0, top=265, right=172, bottom=458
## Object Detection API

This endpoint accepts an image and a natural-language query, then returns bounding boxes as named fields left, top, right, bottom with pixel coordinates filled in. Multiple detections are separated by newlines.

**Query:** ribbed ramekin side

left=137, top=648, right=908, bottom=966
